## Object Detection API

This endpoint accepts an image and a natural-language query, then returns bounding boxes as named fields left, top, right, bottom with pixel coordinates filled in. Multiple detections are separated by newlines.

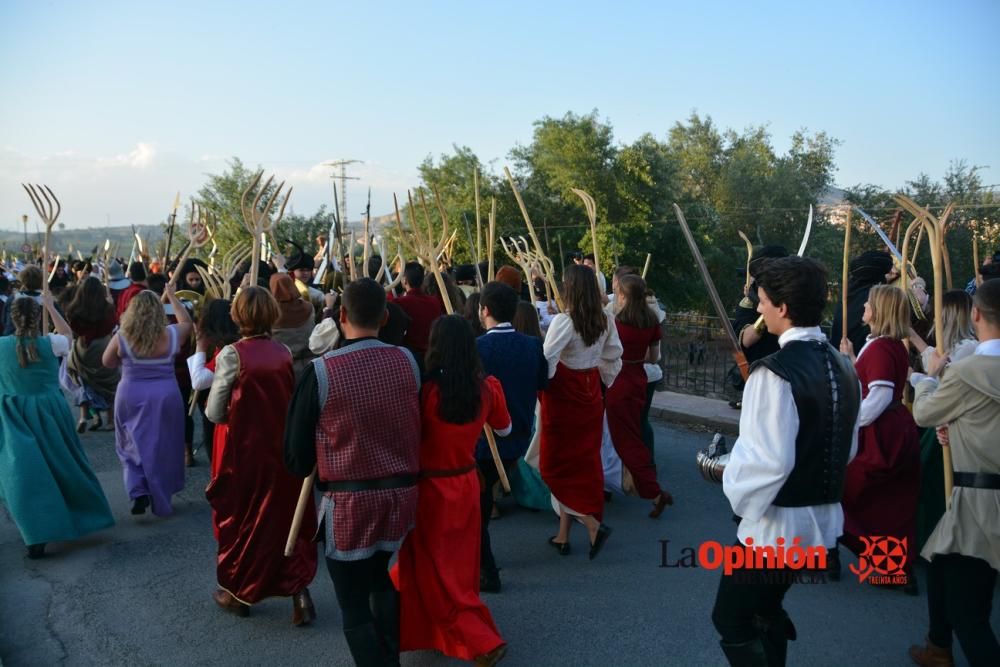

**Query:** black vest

left=751, top=339, right=860, bottom=508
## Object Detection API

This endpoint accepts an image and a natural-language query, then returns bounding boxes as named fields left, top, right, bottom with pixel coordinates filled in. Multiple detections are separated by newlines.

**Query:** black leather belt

left=953, top=472, right=1000, bottom=490
left=317, top=474, right=417, bottom=493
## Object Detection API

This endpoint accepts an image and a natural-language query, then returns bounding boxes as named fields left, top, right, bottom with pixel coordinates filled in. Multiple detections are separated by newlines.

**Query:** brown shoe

left=212, top=589, right=249, bottom=617
left=649, top=492, right=674, bottom=518
left=908, top=638, right=954, bottom=667
left=475, top=643, right=507, bottom=666
left=291, top=588, right=316, bottom=626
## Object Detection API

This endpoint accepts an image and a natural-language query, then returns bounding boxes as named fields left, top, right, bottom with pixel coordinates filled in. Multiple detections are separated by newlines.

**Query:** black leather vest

left=750, top=339, right=860, bottom=508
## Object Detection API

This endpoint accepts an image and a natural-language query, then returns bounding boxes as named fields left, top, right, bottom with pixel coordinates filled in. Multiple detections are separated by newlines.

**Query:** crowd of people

left=1, top=235, right=999, bottom=667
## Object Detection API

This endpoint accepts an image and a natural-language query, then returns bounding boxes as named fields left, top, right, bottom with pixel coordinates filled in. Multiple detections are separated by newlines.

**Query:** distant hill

left=0, top=224, right=166, bottom=259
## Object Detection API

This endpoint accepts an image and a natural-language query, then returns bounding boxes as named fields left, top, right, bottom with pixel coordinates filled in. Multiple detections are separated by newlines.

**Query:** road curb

left=648, top=390, right=740, bottom=436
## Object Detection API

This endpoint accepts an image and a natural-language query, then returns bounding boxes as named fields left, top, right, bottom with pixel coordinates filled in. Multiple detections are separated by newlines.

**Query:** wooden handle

left=841, top=210, right=852, bottom=342
left=284, top=468, right=316, bottom=557
left=484, top=428, right=511, bottom=493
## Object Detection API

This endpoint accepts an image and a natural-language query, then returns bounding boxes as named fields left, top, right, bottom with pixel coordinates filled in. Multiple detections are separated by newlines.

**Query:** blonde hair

left=121, top=290, right=168, bottom=357
left=938, top=290, right=975, bottom=355
left=867, top=285, right=909, bottom=339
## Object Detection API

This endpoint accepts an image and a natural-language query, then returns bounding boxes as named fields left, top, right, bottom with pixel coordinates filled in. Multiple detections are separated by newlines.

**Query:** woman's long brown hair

left=561, top=264, right=606, bottom=347
left=615, top=275, right=657, bottom=329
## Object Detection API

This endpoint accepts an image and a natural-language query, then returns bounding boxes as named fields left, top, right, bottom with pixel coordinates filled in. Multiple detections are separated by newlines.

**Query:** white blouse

left=542, top=312, right=623, bottom=387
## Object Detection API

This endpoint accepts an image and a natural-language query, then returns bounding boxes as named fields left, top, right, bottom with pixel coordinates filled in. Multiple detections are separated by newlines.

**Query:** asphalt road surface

left=2, top=415, right=997, bottom=666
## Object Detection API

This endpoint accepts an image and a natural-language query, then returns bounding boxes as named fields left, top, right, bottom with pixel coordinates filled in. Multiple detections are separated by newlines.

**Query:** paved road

left=2, top=414, right=997, bottom=666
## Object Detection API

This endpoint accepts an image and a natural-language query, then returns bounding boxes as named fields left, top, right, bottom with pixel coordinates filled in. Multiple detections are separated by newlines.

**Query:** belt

left=317, top=474, right=417, bottom=493
left=419, top=463, right=477, bottom=479
left=953, top=472, right=1000, bottom=490
left=622, top=359, right=646, bottom=365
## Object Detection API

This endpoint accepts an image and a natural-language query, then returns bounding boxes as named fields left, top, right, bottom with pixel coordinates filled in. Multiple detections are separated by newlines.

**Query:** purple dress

left=114, top=324, right=185, bottom=516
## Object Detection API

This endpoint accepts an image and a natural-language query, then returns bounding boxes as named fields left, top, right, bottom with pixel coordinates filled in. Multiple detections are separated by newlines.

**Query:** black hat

left=748, top=244, right=789, bottom=278
left=284, top=240, right=315, bottom=271
left=454, top=264, right=477, bottom=283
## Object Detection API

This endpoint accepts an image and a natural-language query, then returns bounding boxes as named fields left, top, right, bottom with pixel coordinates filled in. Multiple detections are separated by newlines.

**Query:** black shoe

left=344, top=623, right=386, bottom=667
left=720, top=638, right=768, bottom=666
left=26, top=543, right=46, bottom=559
left=755, top=610, right=795, bottom=666
left=130, top=495, right=150, bottom=515
left=370, top=590, right=400, bottom=666
left=88, top=413, right=103, bottom=431
left=589, top=524, right=612, bottom=561
left=826, top=546, right=841, bottom=582
left=480, top=568, right=502, bottom=593
left=547, top=536, right=570, bottom=556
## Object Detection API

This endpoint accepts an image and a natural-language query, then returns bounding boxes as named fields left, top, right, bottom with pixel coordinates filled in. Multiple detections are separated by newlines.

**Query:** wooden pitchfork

left=895, top=195, right=953, bottom=507
left=172, top=200, right=214, bottom=275
left=196, top=240, right=251, bottom=302
left=240, top=172, right=292, bottom=287
left=571, top=187, right=602, bottom=289
left=21, top=183, right=61, bottom=331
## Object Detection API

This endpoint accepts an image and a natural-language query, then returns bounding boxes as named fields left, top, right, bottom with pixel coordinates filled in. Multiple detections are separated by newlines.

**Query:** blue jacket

left=476, top=323, right=548, bottom=461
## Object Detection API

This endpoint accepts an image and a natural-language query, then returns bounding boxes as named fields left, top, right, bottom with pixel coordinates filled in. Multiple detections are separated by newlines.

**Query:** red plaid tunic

left=314, top=340, right=421, bottom=560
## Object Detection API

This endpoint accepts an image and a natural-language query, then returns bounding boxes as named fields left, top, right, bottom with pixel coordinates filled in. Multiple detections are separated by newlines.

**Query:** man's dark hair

left=128, top=262, right=147, bottom=282
left=146, top=273, right=167, bottom=295
left=403, top=262, right=424, bottom=289
left=366, top=255, right=383, bottom=280
left=973, top=278, right=1000, bottom=326
left=583, top=253, right=596, bottom=262
left=480, top=281, right=518, bottom=323
left=980, top=262, right=1000, bottom=282
left=342, top=278, right=386, bottom=329
left=755, top=256, right=828, bottom=327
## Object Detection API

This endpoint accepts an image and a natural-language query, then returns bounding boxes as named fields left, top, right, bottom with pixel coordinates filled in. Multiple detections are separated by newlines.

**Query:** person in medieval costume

left=284, top=240, right=325, bottom=315
left=908, top=277, right=1000, bottom=667
left=391, top=314, right=511, bottom=666
left=713, top=256, right=860, bottom=666
left=735, top=245, right=788, bottom=366
left=285, top=278, right=421, bottom=666
left=541, top=263, right=621, bottom=559
left=0, top=295, right=114, bottom=558
left=205, top=286, right=318, bottom=623
left=838, top=285, right=921, bottom=594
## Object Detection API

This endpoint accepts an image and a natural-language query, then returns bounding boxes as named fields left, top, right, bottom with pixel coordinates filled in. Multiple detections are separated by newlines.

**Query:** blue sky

left=1, top=0, right=998, bottom=229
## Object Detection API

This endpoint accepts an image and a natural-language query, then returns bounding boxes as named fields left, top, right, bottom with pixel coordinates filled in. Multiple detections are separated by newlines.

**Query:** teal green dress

left=0, top=334, right=114, bottom=546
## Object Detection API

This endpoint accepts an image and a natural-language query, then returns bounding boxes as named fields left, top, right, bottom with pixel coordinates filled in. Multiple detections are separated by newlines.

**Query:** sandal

left=76, top=420, right=87, bottom=434
left=88, top=414, right=103, bottom=431
left=547, top=537, right=570, bottom=556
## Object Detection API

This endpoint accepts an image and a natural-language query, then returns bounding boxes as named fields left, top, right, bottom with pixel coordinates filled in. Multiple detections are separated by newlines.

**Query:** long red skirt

left=841, top=404, right=920, bottom=567
left=391, top=471, right=504, bottom=660
left=606, top=363, right=663, bottom=499
left=540, top=363, right=605, bottom=520
left=206, top=423, right=318, bottom=605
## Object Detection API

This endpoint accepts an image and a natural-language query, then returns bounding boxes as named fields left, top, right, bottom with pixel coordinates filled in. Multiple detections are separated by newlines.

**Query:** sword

left=854, top=206, right=915, bottom=278
left=751, top=205, right=814, bottom=333
left=673, top=204, right=749, bottom=381
left=164, top=191, right=181, bottom=265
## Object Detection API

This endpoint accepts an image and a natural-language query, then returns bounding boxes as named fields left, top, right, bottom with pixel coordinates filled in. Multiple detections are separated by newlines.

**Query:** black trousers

left=178, top=384, right=194, bottom=445
left=478, top=458, right=516, bottom=576
left=712, top=560, right=793, bottom=644
left=196, top=390, right=214, bottom=462
left=326, top=551, right=394, bottom=630
left=927, top=553, right=1000, bottom=666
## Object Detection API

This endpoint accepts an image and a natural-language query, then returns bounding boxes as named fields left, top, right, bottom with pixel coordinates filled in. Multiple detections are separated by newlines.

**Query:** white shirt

left=975, top=338, right=1000, bottom=357
left=543, top=312, right=623, bottom=387
left=723, top=326, right=860, bottom=549
left=48, top=333, right=70, bottom=358
left=186, top=351, right=215, bottom=391
left=855, top=336, right=896, bottom=427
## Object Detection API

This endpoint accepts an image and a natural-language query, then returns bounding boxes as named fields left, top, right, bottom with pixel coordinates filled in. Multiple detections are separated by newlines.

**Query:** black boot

left=370, top=591, right=400, bottom=666
left=756, top=611, right=796, bottom=667
left=720, top=638, right=768, bottom=666
left=343, top=623, right=387, bottom=667
left=480, top=567, right=502, bottom=593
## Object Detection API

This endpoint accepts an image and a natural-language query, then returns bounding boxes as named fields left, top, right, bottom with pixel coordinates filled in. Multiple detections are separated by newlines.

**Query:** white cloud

left=97, top=142, right=157, bottom=169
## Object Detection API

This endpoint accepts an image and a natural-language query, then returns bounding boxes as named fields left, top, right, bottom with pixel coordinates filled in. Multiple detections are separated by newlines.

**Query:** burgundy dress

left=605, top=320, right=663, bottom=500
left=206, top=337, right=317, bottom=604
left=841, top=337, right=920, bottom=567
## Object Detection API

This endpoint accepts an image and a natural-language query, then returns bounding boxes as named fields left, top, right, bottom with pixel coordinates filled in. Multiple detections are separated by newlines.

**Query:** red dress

left=391, top=376, right=511, bottom=661
left=605, top=320, right=663, bottom=499
left=841, top=337, right=920, bottom=567
left=205, top=337, right=318, bottom=604
left=540, top=364, right=606, bottom=520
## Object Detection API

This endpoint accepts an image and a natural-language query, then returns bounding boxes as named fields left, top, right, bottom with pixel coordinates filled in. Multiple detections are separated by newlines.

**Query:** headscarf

left=269, top=273, right=313, bottom=329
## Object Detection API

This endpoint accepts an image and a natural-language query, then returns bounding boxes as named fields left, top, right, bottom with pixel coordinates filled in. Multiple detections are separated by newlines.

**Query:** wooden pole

left=641, top=253, right=653, bottom=280
left=474, top=167, right=482, bottom=265
left=973, top=232, right=981, bottom=288
left=841, top=209, right=852, bottom=342
left=284, top=468, right=316, bottom=557
left=487, top=197, right=496, bottom=280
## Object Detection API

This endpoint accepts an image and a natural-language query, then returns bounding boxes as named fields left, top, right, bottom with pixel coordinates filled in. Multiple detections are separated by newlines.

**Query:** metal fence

left=655, top=314, right=833, bottom=400
left=657, top=313, right=739, bottom=401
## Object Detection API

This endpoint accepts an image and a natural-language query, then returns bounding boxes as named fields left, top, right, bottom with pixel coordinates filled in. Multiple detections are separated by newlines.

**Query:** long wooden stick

left=487, top=197, right=496, bottom=280
left=474, top=167, right=482, bottom=265
left=841, top=209, right=852, bottom=342
left=973, top=232, right=981, bottom=288
left=284, top=468, right=316, bottom=557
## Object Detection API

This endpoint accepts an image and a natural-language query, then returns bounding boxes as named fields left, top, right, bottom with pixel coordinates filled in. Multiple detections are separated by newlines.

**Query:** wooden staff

left=284, top=467, right=316, bottom=557
left=21, top=184, right=61, bottom=332
left=841, top=209, right=852, bottom=342
left=487, top=197, right=496, bottom=280
left=973, top=232, right=981, bottom=288
left=894, top=195, right=953, bottom=507
left=504, top=167, right=564, bottom=302
left=474, top=167, right=483, bottom=265
left=641, top=253, right=652, bottom=280
left=939, top=203, right=955, bottom=290
left=102, top=239, right=111, bottom=288
left=570, top=187, right=601, bottom=290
